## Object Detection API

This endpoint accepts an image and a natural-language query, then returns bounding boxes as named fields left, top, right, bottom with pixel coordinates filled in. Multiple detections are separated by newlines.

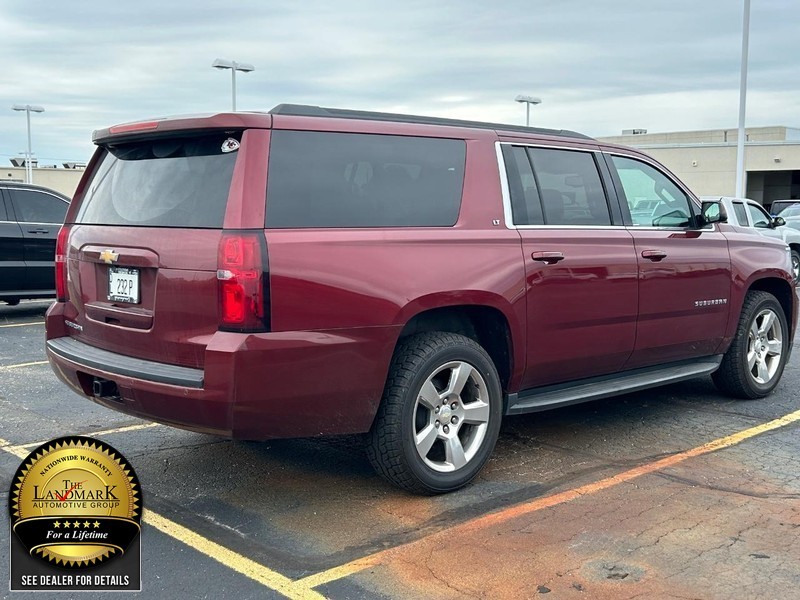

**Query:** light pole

left=735, top=0, right=750, bottom=198
left=11, top=104, right=45, bottom=184
left=515, top=95, right=542, bottom=127
left=212, top=58, right=255, bottom=111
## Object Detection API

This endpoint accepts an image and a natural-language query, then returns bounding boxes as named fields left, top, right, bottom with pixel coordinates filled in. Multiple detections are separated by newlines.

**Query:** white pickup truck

left=702, top=196, right=800, bottom=283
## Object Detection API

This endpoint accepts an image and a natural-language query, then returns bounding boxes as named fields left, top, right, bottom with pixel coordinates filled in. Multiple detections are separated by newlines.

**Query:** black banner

left=13, top=516, right=140, bottom=562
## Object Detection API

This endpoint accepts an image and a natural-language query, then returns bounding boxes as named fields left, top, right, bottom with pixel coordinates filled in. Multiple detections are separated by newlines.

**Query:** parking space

left=1, top=299, right=799, bottom=599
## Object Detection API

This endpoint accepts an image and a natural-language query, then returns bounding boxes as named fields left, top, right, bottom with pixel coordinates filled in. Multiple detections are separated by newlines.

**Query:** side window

left=746, top=203, right=771, bottom=228
left=0, top=195, right=8, bottom=221
left=732, top=202, right=749, bottom=226
left=611, top=155, right=693, bottom=228
left=526, top=148, right=611, bottom=226
left=266, top=131, right=466, bottom=228
left=10, top=190, right=68, bottom=224
left=502, top=146, right=543, bottom=225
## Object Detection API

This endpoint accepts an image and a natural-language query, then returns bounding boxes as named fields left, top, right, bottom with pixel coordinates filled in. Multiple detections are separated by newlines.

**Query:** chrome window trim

left=494, top=142, right=515, bottom=229
left=496, top=141, right=612, bottom=230
left=514, top=224, right=628, bottom=231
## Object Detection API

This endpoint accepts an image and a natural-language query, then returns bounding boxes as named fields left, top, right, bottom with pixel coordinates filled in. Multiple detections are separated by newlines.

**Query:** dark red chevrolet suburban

left=46, top=105, right=797, bottom=493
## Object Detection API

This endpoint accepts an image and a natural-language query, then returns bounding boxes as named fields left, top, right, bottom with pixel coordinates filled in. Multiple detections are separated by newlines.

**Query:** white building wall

left=1, top=167, right=84, bottom=198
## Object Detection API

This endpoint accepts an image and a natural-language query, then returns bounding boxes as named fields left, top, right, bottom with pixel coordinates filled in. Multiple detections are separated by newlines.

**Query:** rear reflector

left=55, top=225, right=71, bottom=302
left=217, top=232, right=269, bottom=332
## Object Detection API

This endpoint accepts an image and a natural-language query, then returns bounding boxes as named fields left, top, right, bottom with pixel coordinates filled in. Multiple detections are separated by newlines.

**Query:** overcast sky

left=2, top=0, right=799, bottom=165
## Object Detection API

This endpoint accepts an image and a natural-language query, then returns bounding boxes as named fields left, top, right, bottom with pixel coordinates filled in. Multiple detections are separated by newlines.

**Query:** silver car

left=702, top=196, right=800, bottom=283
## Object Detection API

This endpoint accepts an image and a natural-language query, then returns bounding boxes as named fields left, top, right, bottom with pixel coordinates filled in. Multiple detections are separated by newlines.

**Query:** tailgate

left=59, top=132, right=243, bottom=368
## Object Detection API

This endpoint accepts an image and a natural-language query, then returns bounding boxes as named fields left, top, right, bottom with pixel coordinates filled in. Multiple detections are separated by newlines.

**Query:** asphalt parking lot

left=2, top=299, right=799, bottom=599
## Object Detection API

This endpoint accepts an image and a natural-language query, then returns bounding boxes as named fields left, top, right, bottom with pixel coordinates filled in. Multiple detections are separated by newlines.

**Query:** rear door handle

left=27, top=228, right=49, bottom=234
left=641, top=249, right=667, bottom=261
left=531, top=251, right=565, bottom=264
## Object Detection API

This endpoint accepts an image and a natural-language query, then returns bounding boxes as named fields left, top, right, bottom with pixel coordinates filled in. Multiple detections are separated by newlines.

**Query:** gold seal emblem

left=9, top=436, right=140, bottom=567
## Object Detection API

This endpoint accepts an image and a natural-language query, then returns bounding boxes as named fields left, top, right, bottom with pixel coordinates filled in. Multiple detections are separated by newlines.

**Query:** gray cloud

left=2, top=0, right=798, bottom=164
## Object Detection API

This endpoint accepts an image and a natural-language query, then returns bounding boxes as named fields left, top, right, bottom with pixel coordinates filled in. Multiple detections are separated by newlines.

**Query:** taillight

left=217, top=232, right=269, bottom=332
left=55, top=225, right=71, bottom=302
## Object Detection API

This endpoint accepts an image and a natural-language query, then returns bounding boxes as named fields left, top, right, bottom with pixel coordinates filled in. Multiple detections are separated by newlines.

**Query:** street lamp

left=212, top=58, right=255, bottom=111
left=515, top=95, right=542, bottom=127
left=735, top=0, right=750, bottom=198
left=11, top=104, right=45, bottom=184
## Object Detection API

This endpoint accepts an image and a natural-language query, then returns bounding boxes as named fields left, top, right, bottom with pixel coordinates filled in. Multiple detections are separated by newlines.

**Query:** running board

left=505, top=356, right=723, bottom=416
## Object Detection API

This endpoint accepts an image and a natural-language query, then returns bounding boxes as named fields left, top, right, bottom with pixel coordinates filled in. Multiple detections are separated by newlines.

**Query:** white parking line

left=1, top=426, right=325, bottom=600
left=3, top=422, right=161, bottom=457
left=0, top=360, right=48, bottom=370
left=0, top=321, right=45, bottom=328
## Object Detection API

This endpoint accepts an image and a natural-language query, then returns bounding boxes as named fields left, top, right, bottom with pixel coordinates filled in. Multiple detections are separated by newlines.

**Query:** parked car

left=769, top=200, right=800, bottom=216
left=45, top=106, right=797, bottom=493
left=701, top=196, right=800, bottom=283
left=0, top=182, right=70, bottom=305
left=779, top=204, right=800, bottom=231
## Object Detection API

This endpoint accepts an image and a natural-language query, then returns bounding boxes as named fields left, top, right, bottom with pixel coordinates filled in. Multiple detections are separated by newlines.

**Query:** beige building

left=598, top=126, right=800, bottom=209
left=2, top=165, right=85, bottom=198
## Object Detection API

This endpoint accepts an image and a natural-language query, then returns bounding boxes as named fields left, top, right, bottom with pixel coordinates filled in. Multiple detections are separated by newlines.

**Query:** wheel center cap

left=439, top=405, right=452, bottom=422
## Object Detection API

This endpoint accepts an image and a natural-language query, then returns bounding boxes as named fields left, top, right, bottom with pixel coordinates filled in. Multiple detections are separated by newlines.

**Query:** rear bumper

left=45, top=306, right=400, bottom=440
left=47, top=337, right=204, bottom=388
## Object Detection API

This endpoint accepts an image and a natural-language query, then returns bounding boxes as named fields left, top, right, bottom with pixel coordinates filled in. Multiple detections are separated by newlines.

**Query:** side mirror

left=700, top=201, right=727, bottom=226
left=773, top=216, right=786, bottom=227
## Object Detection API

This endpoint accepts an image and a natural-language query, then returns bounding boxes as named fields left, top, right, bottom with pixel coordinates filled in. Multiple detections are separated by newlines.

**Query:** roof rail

left=269, top=104, right=592, bottom=140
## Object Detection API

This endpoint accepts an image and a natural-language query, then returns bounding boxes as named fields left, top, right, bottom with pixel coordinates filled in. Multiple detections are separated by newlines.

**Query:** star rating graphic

left=52, top=520, right=101, bottom=529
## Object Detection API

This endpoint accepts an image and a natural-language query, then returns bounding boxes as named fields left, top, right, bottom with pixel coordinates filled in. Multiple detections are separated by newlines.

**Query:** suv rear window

left=75, top=134, right=240, bottom=228
left=265, top=131, right=465, bottom=228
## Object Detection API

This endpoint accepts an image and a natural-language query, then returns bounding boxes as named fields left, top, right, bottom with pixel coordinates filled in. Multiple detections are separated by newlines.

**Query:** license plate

left=108, top=267, right=140, bottom=304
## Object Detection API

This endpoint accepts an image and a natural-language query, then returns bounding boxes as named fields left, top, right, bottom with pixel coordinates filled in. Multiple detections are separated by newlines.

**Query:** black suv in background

left=0, top=182, right=70, bottom=305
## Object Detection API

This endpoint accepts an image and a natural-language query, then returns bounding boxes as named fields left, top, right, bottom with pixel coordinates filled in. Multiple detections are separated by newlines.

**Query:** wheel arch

left=747, top=277, right=796, bottom=341
left=394, top=302, right=519, bottom=396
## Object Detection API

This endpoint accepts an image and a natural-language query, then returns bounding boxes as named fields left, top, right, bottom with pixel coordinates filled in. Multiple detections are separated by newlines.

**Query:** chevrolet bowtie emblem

left=99, top=249, right=119, bottom=264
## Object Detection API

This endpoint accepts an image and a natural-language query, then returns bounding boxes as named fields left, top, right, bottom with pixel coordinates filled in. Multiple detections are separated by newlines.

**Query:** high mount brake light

left=108, top=121, right=160, bottom=134
left=217, top=232, right=269, bottom=332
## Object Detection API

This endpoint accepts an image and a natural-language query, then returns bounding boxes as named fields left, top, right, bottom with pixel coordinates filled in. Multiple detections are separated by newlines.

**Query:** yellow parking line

left=0, top=360, right=48, bottom=370
left=0, top=321, right=45, bottom=328
left=5, top=406, right=797, bottom=597
left=3, top=422, right=161, bottom=457
left=0, top=438, right=324, bottom=600
left=143, top=510, right=325, bottom=600
left=295, top=407, right=800, bottom=590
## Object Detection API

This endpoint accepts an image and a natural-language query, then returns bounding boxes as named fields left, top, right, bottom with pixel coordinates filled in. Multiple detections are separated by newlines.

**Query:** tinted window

left=612, top=155, right=692, bottom=227
left=0, top=196, right=7, bottom=221
left=503, top=146, right=543, bottom=225
left=747, top=203, right=771, bottom=228
left=265, top=131, right=465, bottom=228
left=10, top=190, right=67, bottom=223
left=526, top=148, right=610, bottom=226
left=76, top=134, right=239, bottom=228
left=732, top=202, right=749, bottom=226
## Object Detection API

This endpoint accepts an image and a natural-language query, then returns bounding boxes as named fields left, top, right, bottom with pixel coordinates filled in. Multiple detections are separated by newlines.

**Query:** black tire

left=367, top=332, right=503, bottom=494
left=4, top=298, right=20, bottom=306
left=790, top=249, right=800, bottom=284
left=712, top=291, right=789, bottom=399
